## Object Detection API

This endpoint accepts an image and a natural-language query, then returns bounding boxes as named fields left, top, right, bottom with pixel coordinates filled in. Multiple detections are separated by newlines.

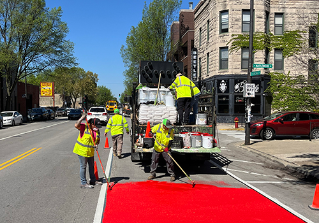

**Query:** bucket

left=179, top=132, right=188, bottom=137
left=138, top=89, right=149, bottom=103
left=191, top=134, right=202, bottom=148
left=165, top=93, right=175, bottom=106
left=196, top=113, right=207, bottom=125
left=182, top=132, right=191, bottom=148
left=147, top=89, right=157, bottom=101
left=202, top=133, right=214, bottom=148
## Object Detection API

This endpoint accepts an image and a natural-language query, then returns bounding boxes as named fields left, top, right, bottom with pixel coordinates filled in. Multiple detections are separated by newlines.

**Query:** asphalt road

left=0, top=117, right=317, bottom=222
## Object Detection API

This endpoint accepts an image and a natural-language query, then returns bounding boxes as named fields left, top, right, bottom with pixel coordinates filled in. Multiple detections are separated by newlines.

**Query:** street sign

left=250, top=70, right=261, bottom=76
left=243, top=83, right=255, bottom=98
left=253, top=64, right=272, bottom=68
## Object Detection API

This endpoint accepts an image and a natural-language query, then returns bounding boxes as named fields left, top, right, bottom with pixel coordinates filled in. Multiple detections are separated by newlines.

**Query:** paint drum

left=191, top=134, right=202, bottom=148
left=182, top=133, right=191, bottom=148
left=138, top=89, right=149, bottom=103
left=202, top=133, right=214, bottom=149
left=147, top=89, right=157, bottom=101
left=196, top=113, right=207, bottom=125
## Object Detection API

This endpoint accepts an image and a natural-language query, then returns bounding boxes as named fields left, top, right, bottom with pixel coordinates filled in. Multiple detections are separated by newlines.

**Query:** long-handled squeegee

left=153, top=136, right=195, bottom=187
left=82, top=109, right=112, bottom=190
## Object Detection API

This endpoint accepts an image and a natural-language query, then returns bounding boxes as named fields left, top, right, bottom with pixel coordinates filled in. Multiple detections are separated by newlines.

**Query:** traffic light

left=139, top=61, right=183, bottom=84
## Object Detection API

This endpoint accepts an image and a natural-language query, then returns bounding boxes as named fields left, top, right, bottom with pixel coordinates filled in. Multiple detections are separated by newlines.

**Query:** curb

left=237, top=142, right=319, bottom=182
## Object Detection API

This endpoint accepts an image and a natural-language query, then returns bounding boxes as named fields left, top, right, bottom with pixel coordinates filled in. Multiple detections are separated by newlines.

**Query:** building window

left=220, top=47, right=228, bottom=70
left=199, top=28, right=202, bottom=47
left=207, top=53, right=209, bottom=75
left=220, top=10, right=229, bottom=33
left=241, top=48, right=249, bottom=69
left=308, top=59, right=318, bottom=83
left=199, top=57, right=202, bottom=79
left=218, top=95, right=229, bottom=113
left=274, top=13, right=283, bottom=35
left=265, top=11, right=270, bottom=34
left=251, top=96, right=261, bottom=114
left=207, top=20, right=210, bottom=42
left=242, top=10, right=251, bottom=32
left=234, top=96, right=245, bottom=113
left=309, top=26, right=317, bottom=48
left=274, top=49, right=283, bottom=70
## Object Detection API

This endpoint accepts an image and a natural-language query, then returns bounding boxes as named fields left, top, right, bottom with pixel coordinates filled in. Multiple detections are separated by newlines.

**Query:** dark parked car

left=29, top=108, right=49, bottom=121
left=46, top=109, right=55, bottom=120
left=68, top=109, right=82, bottom=120
left=56, top=108, right=67, bottom=117
left=250, top=111, right=319, bottom=140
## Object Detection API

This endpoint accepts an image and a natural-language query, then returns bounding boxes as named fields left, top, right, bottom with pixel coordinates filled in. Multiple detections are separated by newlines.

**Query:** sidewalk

left=216, top=123, right=319, bottom=182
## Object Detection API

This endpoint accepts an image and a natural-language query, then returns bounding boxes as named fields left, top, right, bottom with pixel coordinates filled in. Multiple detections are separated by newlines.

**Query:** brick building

left=192, top=0, right=319, bottom=122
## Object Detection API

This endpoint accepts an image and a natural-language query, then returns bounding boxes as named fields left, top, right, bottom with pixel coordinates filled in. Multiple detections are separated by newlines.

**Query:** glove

left=104, top=132, right=107, bottom=137
left=126, top=131, right=129, bottom=135
left=164, top=147, right=169, bottom=153
left=93, top=145, right=98, bottom=151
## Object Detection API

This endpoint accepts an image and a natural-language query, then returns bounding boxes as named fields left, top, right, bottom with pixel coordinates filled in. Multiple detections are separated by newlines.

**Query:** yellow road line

left=0, top=147, right=42, bottom=171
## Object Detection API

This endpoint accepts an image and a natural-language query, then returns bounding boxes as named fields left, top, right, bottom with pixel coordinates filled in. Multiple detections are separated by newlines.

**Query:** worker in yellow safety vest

left=190, top=83, right=201, bottom=124
left=169, top=73, right=197, bottom=125
left=147, top=119, right=175, bottom=182
left=73, top=114, right=102, bottom=189
left=104, top=108, right=129, bottom=158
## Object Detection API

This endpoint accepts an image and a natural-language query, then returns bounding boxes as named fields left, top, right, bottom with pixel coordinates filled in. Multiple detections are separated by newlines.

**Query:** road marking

left=210, top=160, right=314, bottom=223
left=0, top=121, right=69, bottom=141
left=0, top=147, right=42, bottom=171
left=231, top=159, right=263, bottom=165
left=93, top=148, right=113, bottom=223
left=245, top=181, right=286, bottom=184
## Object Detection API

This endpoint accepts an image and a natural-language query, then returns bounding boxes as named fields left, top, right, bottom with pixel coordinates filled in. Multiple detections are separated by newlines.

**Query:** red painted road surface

left=103, top=181, right=304, bottom=223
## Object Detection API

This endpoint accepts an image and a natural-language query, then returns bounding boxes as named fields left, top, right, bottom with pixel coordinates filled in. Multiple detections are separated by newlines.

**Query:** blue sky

left=45, top=0, right=199, bottom=99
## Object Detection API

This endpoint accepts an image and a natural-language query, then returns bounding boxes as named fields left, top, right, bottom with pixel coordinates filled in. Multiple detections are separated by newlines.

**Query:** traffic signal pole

left=245, top=0, right=254, bottom=145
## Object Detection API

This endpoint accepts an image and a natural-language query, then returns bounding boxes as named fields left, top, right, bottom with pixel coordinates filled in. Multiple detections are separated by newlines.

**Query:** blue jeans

left=78, top=155, right=96, bottom=185
left=191, top=95, right=200, bottom=115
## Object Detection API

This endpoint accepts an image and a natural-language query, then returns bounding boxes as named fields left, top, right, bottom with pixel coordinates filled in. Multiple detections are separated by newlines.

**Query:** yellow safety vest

left=73, top=124, right=100, bottom=157
left=105, top=114, right=129, bottom=136
left=151, top=124, right=174, bottom=152
left=192, top=85, right=200, bottom=97
left=169, top=76, right=195, bottom=99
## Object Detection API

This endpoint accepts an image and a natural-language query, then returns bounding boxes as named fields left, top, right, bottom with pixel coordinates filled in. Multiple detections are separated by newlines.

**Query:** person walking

left=104, top=108, right=129, bottom=158
left=73, top=113, right=102, bottom=189
left=169, top=73, right=197, bottom=125
left=147, top=119, right=175, bottom=182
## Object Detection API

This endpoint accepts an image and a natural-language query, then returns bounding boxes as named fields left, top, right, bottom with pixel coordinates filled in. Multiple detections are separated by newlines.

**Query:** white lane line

left=231, top=159, right=263, bottom=165
left=210, top=160, right=313, bottom=223
left=0, top=121, right=69, bottom=141
left=245, top=181, right=286, bottom=184
left=94, top=148, right=113, bottom=223
left=226, top=168, right=295, bottom=180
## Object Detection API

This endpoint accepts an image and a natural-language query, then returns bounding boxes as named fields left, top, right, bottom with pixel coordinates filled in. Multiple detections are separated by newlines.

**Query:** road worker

left=73, top=114, right=102, bottom=189
left=148, top=119, right=175, bottom=182
left=170, top=73, right=197, bottom=125
left=190, top=83, right=201, bottom=124
left=104, top=108, right=129, bottom=158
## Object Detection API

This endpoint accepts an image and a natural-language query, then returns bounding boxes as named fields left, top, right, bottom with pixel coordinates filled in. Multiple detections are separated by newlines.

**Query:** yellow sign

left=40, top=82, right=54, bottom=97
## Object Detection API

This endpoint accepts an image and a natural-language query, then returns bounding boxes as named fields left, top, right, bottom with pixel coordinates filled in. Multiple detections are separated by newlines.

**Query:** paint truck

left=127, top=61, right=220, bottom=164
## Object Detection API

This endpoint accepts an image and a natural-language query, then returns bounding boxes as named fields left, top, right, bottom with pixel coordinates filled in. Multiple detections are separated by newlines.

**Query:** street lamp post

left=245, top=0, right=254, bottom=145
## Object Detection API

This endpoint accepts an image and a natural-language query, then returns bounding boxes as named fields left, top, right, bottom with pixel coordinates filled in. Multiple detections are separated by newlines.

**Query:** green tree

left=0, top=0, right=75, bottom=110
left=52, top=67, right=98, bottom=108
left=96, top=86, right=115, bottom=106
left=120, top=0, right=181, bottom=96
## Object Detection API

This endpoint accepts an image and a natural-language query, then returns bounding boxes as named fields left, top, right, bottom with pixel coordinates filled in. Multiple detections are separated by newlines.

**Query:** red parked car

left=250, top=111, right=319, bottom=140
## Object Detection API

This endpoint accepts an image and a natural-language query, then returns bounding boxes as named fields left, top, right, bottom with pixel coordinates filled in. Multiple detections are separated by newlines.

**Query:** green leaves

left=120, top=0, right=182, bottom=96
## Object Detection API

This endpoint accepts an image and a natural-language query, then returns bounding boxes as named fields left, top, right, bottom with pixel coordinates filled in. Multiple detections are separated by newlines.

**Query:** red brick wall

left=17, top=82, right=39, bottom=118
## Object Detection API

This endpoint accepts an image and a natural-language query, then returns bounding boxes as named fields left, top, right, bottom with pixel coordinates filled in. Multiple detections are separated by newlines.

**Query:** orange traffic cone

left=309, top=184, right=319, bottom=210
left=94, top=161, right=99, bottom=181
left=145, top=121, right=151, bottom=138
left=104, top=137, right=110, bottom=149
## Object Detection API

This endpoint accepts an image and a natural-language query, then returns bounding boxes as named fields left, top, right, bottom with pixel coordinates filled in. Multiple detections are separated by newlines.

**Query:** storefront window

left=234, top=96, right=245, bottom=113
left=251, top=96, right=261, bottom=113
left=218, top=95, right=229, bottom=113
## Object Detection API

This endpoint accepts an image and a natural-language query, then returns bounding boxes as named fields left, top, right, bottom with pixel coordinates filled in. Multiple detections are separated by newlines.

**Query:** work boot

left=80, top=183, right=94, bottom=189
left=90, top=181, right=103, bottom=186
left=113, top=152, right=117, bottom=157
left=170, top=176, right=176, bottom=182
left=147, top=174, right=156, bottom=180
left=117, top=154, right=123, bottom=159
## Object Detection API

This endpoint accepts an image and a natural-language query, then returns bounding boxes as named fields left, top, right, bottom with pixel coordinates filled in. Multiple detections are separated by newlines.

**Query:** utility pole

left=245, top=0, right=254, bottom=145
